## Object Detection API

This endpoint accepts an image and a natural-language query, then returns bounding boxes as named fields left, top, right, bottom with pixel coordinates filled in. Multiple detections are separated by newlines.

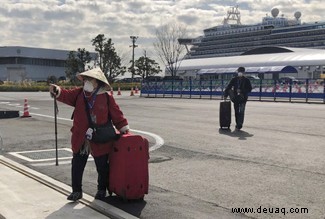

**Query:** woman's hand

left=49, top=84, right=60, bottom=97
left=122, top=129, right=129, bottom=135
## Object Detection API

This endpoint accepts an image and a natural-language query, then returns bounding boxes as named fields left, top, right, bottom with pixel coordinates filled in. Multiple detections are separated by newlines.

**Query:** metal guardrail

left=140, top=79, right=325, bottom=103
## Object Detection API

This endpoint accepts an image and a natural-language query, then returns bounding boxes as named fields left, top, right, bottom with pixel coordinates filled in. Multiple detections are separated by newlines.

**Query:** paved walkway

left=0, top=156, right=137, bottom=219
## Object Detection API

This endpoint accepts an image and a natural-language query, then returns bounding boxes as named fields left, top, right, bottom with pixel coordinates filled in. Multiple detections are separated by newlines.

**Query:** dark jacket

left=224, top=76, right=252, bottom=102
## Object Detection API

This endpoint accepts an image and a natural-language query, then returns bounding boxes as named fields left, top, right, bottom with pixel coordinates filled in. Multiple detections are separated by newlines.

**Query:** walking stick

left=52, top=88, right=59, bottom=166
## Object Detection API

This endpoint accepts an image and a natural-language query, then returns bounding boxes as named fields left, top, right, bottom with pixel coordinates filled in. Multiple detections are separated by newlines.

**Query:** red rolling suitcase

left=108, top=133, right=149, bottom=200
left=219, top=100, right=231, bottom=129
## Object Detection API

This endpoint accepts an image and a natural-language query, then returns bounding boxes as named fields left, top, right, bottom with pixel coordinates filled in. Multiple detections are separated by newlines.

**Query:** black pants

left=71, top=152, right=109, bottom=192
left=233, top=101, right=246, bottom=128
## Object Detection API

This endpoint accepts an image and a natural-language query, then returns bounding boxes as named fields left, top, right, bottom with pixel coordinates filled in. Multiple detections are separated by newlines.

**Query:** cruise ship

left=179, top=6, right=325, bottom=59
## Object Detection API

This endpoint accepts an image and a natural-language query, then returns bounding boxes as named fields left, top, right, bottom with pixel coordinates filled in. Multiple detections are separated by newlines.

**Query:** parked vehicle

left=116, top=77, right=142, bottom=83
left=246, top=75, right=260, bottom=80
left=145, top=76, right=163, bottom=81
left=58, top=76, right=66, bottom=81
left=278, top=76, right=302, bottom=84
left=316, top=79, right=324, bottom=85
left=163, top=76, right=183, bottom=81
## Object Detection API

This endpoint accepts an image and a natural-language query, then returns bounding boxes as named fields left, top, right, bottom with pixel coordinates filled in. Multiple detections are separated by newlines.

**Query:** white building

left=0, top=46, right=96, bottom=82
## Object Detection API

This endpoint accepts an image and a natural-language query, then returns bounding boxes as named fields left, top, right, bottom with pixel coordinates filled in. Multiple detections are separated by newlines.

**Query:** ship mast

left=223, top=5, right=241, bottom=25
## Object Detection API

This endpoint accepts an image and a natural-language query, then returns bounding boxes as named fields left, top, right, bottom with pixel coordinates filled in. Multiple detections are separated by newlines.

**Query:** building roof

left=178, top=47, right=325, bottom=72
left=0, top=46, right=96, bottom=60
left=197, top=66, right=298, bottom=74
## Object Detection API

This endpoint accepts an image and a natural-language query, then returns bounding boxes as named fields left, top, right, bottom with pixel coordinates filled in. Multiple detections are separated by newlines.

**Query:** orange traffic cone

left=21, top=98, right=31, bottom=118
left=110, top=88, right=114, bottom=95
left=130, top=87, right=134, bottom=96
left=135, top=86, right=139, bottom=94
left=117, top=87, right=121, bottom=95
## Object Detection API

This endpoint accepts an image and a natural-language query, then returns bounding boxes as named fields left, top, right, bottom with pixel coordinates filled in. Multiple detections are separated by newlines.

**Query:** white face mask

left=238, top=72, right=244, bottom=77
left=83, top=81, right=94, bottom=92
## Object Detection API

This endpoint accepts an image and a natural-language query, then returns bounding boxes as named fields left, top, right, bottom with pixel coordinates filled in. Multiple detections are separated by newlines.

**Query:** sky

left=1, top=0, right=325, bottom=69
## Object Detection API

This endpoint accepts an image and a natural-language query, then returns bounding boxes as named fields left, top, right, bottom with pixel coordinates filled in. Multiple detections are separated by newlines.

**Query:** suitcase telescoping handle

left=222, top=90, right=230, bottom=102
left=222, top=91, right=226, bottom=102
left=222, top=94, right=228, bottom=102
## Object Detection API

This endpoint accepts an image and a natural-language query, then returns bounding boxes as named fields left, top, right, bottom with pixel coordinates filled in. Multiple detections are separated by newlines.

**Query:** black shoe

left=67, top=192, right=82, bottom=201
left=235, top=125, right=242, bottom=130
left=95, top=190, right=107, bottom=200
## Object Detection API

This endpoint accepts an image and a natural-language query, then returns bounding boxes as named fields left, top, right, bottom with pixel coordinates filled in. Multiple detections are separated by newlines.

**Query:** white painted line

left=31, top=158, right=94, bottom=167
left=32, top=160, right=71, bottom=166
left=10, top=147, right=71, bottom=154
left=2, top=101, right=39, bottom=109
left=29, top=112, right=72, bottom=121
left=131, top=129, right=164, bottom=152
left=9, top=148, right=72, bottom=162
left=9, top=147, right=96, bottom=166
left=28, top=112, right=165, bottom=152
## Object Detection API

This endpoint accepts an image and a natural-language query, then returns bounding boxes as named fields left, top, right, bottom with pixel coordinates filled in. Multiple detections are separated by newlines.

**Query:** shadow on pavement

left=218, top=128, right=254, bottom=140
left=45, top=202, right=80, bottom=219
left=103, top=196, right=147, bottom=217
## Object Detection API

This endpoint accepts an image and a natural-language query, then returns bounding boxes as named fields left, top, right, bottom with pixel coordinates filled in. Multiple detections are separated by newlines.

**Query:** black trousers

left=71, top=152, right=109, bottom=192
left=233, top=101, right=247, bottom=128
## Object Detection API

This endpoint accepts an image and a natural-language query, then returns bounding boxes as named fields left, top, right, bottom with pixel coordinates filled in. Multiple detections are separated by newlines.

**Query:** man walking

left=224, top=67, right=252, bottom=130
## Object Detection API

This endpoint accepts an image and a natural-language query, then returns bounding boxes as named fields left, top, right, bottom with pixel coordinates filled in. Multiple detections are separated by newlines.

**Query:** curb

left=0, top=155, right=138, bottom=219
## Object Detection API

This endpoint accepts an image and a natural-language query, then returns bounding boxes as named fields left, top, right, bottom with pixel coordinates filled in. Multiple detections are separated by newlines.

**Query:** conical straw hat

left=77, top=68, right=110, bottom=87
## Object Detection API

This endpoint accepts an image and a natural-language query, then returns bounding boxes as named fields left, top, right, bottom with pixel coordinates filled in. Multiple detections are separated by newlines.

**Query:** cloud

left=0, top=0, right=325, bottom=70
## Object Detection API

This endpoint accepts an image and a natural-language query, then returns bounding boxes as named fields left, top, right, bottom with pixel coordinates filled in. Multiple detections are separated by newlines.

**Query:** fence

left=140, top=78, right=325, bottom=103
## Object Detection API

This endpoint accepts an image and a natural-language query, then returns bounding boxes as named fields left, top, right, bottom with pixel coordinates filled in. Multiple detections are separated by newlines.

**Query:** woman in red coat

left=50, top=68, right=129, bottom=201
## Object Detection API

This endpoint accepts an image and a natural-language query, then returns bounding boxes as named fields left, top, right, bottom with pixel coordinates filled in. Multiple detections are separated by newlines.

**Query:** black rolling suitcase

left=219, top=100, right=231, bottom=129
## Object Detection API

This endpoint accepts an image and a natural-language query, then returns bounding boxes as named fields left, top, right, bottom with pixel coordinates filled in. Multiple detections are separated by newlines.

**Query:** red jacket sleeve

left=107, top=94, right=128, bottom=130
left=57, top=87, right=83, bottom=107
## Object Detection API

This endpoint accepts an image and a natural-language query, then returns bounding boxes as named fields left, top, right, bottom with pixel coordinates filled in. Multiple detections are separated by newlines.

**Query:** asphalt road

left=1, top=91, right=325, bottom=219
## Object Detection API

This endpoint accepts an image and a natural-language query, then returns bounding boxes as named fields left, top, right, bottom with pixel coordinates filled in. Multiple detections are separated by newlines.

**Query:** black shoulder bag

left=84, top=92, right=120, bottom=143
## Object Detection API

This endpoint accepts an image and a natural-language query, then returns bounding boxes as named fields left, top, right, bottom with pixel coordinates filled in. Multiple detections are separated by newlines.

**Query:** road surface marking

left=28, top=112, right=165, bottom=152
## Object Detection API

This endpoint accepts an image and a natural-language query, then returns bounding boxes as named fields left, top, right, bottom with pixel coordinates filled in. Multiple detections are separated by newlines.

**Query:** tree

left=65, top=48, right=92, bottom=83
left=91, top=34, right=126, bottom=83
left=65, top=51, right=78, bottom=82
left=76, top=48, right=93, bottom=71
left=153, top=23, right=187, bottom=77
left=134, top=51, right=161, bottom=79
left=47, top=75, right=57, bottom=84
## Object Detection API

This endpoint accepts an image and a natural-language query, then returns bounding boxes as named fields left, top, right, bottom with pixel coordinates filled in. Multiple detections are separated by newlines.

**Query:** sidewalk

left=0, top=156, right=138, bottom=219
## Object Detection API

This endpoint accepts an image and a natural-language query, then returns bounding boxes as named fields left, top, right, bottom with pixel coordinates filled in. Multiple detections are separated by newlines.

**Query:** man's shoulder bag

left=228, top=89, right=245, bottom=104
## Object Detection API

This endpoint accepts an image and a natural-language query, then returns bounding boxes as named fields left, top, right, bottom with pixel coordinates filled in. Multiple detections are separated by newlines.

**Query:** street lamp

left=130, top=36, right=138, bottom=81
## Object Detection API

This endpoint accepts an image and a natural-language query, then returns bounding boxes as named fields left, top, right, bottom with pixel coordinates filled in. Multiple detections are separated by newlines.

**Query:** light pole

left=130, top=36, right=138, bottom=81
